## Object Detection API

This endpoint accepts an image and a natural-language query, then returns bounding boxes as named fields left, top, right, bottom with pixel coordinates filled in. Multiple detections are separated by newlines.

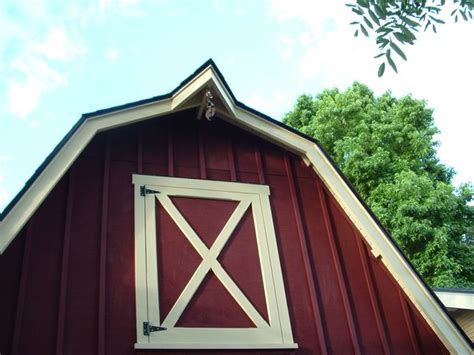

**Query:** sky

left=0, top=0, right=473, bottom=211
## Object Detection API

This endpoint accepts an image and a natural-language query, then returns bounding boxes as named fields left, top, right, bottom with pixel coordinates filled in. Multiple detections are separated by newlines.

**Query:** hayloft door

left=133, top=175, right=296, bottom=349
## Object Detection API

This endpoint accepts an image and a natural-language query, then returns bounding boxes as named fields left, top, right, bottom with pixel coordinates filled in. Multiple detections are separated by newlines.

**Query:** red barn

left=0, top=60, right=472, bottom=354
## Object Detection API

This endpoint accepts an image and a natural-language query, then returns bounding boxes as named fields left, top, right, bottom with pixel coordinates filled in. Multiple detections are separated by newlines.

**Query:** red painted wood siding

left=0, top=108, right=448, bottom=354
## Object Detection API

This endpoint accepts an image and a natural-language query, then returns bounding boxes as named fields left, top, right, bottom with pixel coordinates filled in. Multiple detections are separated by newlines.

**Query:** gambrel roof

left=0, top=59, right=471, bottom=353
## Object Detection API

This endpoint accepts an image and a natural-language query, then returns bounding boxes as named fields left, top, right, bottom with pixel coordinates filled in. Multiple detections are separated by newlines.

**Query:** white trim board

left=435, top=291, right=474, bottom=311
left=0, top=61, right=471, bottom=353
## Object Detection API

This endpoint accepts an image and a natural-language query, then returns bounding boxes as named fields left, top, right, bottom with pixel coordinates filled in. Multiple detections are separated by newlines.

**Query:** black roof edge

left=0, top=59, right=217, bottom=221
left=80, top=59, right=218, bottom=119
left=1, top=58, right=472, bottom=348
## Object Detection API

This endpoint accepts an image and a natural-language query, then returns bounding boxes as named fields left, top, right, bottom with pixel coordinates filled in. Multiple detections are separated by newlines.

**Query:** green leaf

left=461, top=10, right=468, bottom=21
left=376, top=37, right=389, bottom=49
left=433, top=24, right=437, bottom=33
left=352, top=7, right=364, bottom=15
left=402, top=27, right=417, bottom=41
left=376, top=26, right=392, bottom=33
left=364, top=16, right=374, bottom=29
left=424, top=20, right=431, bottom=31
left=368, top=9, right=381, bottom=25
left=429, top=16, right=446, bottom=24
left=394, top=31, right=413, bottom=44
left=287, top=80, right=474, bottom=286
left=354, top=29, right=359, bottom=37
left=386, top=49, right=398, bottom=73
left=374, top=52, right=385, bottom=59
left=402, top=16, right=420, bottom=28
left=390, top=41, right=407, bottom=60
left=374, top=4, right=386, bottom=19
left=378, top=62, right=386, bottom=77
left=455, top=14, right=459, bottom=22
left=360, top=24, right=369, bottom=36
left=284, top=84, right=474, bottom=288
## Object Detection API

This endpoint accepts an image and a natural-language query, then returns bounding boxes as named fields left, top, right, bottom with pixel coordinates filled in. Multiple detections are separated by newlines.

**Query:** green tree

left=284, top=83, right=474, bottom=287
left=346, top=0, right=474, bottom=76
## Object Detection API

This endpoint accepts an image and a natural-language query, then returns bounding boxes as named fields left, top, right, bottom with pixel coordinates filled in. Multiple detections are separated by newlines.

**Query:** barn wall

left=0, top=108, right=448, bottom=355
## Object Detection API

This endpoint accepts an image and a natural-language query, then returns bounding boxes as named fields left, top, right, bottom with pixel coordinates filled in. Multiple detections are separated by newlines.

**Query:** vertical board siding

left=56, top=169, right=75, bottom=355
left=1, top=227, right=25, bottom=355
left=398, top=291, right=422, bottom=355
left=410, top=299, right=449, bottom=354
left=105, top=131, right=137, bottom=355
left=354, top=231, right=391, bottom=355
left=316, top=181, right=361, bottom=354
left=227, top=139, right=237, bottom=181
left=98, top=136, right=111, bottom=355
left=137, top=127, right=143, bottom=174
left=261, top=147, right=321, bottom=354
left=167, top=123, right=174, bottom=177
left=370, top=253, right=420, bottom=354
left=325, top=195, right=386, bottom=354
left=198, top=125, right=207, bottom=179
left=0, top=108, right=449, bottom=354
left=285, top=155, right=328, bottom=354
left=64, top=156, right=102, bottom=355
left=18, top=177, right=68, bottom=355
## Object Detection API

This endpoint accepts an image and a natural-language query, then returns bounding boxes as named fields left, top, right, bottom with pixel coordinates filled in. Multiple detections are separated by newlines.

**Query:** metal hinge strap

left=140, top=185, right=160, bottom=196
left=143, top=321, right=166, bottom=335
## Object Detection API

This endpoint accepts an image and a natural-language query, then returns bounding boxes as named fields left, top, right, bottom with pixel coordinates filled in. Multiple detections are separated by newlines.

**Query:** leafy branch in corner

left=347, top=0, right=474, bottom=76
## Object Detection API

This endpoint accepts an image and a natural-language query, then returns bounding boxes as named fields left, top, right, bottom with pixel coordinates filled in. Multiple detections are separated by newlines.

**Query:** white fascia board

left=0, top=65, right=232, bottom=254
left=436, top=291, right=474, bottom=310
left=233, top=107, right=308, bottom=155
left=0, top=122, right=94, bottom=254
left=228, top=106, right=471, bottom=353
left=0, top=65, right=232, bottom=253
left=0, top=65, right=470, bottom=352
left=171, top=66, right=236, bottom=117
left=0, top=99, right=172, bottom=254
left=304, top=149, right=470, bottom=354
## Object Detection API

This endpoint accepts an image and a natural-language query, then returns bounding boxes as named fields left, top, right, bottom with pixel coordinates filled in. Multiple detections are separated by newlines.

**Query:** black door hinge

left=140, top=185, right=160, bottom=196
left=143, top=321, right=166, bottom=335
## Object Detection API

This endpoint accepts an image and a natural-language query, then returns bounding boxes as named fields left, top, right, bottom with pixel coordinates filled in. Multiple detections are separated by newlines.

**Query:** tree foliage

left=346, top=0, right=474, bottom=76
left=284, top=83, right=474, bottom=287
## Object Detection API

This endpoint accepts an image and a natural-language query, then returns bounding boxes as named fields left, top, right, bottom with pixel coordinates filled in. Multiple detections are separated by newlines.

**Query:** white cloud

left=212, top=0, right=249, bottom=15
left=98, top=0, right=145, bottom=16
left=105, top=48, right=119, bottom=62
left=0, top=174, right=9, bottom=210
left=269, top=0, right=380, bottom=88
left=4, top=24, right=86, bottom=118
left=277, top=34, right=295, bottom=62
left=268, top=0, right=474, bottom=184
left=8, top=56, right=67, bottom=118
left=0, top=155, right=11, bottom=209
left=32, top=27, right=86, bottom=62
left=243, top=90, right=294, bottom=119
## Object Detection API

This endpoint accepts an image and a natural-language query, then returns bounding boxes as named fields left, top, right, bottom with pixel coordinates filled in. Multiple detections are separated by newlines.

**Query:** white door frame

left=133, top=175, right=297, bottom=349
